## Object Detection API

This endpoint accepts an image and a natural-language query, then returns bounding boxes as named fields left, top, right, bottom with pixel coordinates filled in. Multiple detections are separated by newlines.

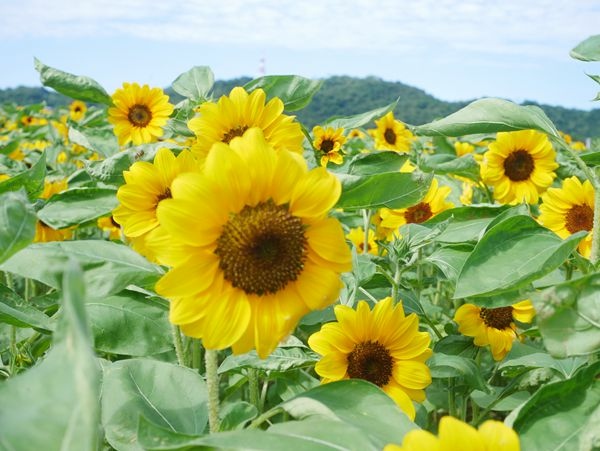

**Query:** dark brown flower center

left=565, top=204, right=593, bottom=234
left=503, top=149, right=534, bottom=181
left=74, top=106, right=82, bottom=113
left=404, top=202, right=433, bottom=224
left=128, top=104, right=153, bottom=127
left=480, top=306, right=513, bottom=329
left=222, top=125, right=249, bottom=144
left=320, top=139, right=335, bottom=153
left=347, top=341, right=393, bottom=387
left=215, top=199, right=308, bottom=295
left=110, top=216, right=120, bottom=228
left=156, top=187, right=172, bottom=204
left=384, top=128, right=397, bottom=145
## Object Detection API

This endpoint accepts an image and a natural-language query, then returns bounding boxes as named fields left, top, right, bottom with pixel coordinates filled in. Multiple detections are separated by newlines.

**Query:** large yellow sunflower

left=384, top=416, right=520, bottom=451
left=308, top=297, right=432, bottom=420
left=379, top=178, right=454, bottom=229
left=187, top=87, right=304, bottom=160
left=369, top=112, right=414, bottom=152
left=69, top=100, right=87, bottom=122
left=154, top=128, right=351, bottom=358
left=108, top=82, right=174, bottom=146
left=481, top=130, right=558, bottom=205
left=312, top=125, right=346, bottom=166
left=538, top=176, right=594, bottom=258
left=454, top=300, right=535, bottom=361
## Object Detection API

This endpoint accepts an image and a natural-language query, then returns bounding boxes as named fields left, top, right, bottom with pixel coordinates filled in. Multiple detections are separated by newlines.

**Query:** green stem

left=9, top=326, right=17, bottom=375
left=362, top=209, right=372, bottom=255
left=205, top=349, right=221, bottom=433
left=247, top=368, right=260, bottom=412
left=259, top=379, right=269, bottom=412
left=392, top=263, right=402, bottom=303
left=171, top=325, right=185, bottom=366
left=4, top=272, right=14, bottom=291
left=422, top=313, right=444, bottom=340
left=191, top=339, right=203, bottom=371
left=357, top=286, right=378, bottom=303
left=248, top=407, right=284, bottom=429
left=447, top=378, right=456, bottom=417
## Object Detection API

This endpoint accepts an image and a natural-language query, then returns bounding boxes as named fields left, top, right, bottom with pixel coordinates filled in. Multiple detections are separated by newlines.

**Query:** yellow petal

left=478, top=420, right=520, bottom=451
left=314, top=352, right=348, bottom=381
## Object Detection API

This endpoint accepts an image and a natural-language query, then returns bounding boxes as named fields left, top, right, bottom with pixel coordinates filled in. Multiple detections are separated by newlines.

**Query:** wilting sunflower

left=108, top=82, right=174, bottom=146
left=308, top=297, right=432, bottom=420
left=346, top=227, right=378, bottom=255
left=379, top=178, right=454, bottom=229
left=369, top=112, right=414, bottom=152
left=454, top=300, right=535, bottom=361
left=384, top=416, right=520, bottom=451
left=69, top=100, right=87, bottom=122
left=188, top=87, right=304, bottom=160
left=481, top=130, right=558, bottom=205
left=155, top=128, right=351, bottom=358
left=539, top=176, right=594, bottom=258
left=312, top=125, right=346, bottom=166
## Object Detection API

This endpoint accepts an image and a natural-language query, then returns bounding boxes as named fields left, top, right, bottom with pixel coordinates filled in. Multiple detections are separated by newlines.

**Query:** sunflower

left=384, top=416, right=520, bottom=451
left=69, top=100, right=87, bottom=122
left=379, top=178, right=454, bottom=229
left=97, top=216, right=121, bottom=240
left=108, top=82, right=174, bottom=146
left=154, top=128, right=351, bottom=358
left=348, top=129, right=366, bottom=139
left=346, top=227, right=378, bottom=255
left=480, top=130, right=558, bottom=205
left=35, top=179, right=72, bottom=243
left=369, top=112, right=414, bottom=152
left=312, top=125, right=346, bottom=166
left=538, top=176, right=594, bottom=258
left=308, top=297, right=432, bottom=420
left=454, top=300, right=535, bottom=361
left=188, top=87, right=304, bottom=160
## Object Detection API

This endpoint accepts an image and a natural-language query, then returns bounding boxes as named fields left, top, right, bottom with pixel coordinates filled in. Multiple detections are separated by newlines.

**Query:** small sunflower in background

left=108, top=82, right=174, bottom=146
left=188, top=87, right=304, bottom=160
left=480, top=130, right=557, bottom=205
left=539, top=176, right=594, bottom=258
left=384, top=416, right=520, bottom=451
left=97, top=216, right=121, bottom=240
left=369, top=111, right=414, bottom=152
left=69, top=100, right=87, bottom=122
left=35, top=179, right=72, bottom=243
left=346, top=226, right=378, bottom=255
left=308, top=297, right=432, bottom=420
left=348, top=128, right=365, bottom=139
left=312, top=125, right=346, bottom=166
left=454, top=300, right=535, bottom=361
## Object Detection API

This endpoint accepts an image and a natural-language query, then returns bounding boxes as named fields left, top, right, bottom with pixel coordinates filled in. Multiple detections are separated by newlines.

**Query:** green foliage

left=244, top=75, right=323, bottom=111
left=0, top=190, right=36, bottom=264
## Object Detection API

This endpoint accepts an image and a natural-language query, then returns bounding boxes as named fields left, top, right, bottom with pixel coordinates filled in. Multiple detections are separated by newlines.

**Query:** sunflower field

left=1, top=35, right=600, bottom=451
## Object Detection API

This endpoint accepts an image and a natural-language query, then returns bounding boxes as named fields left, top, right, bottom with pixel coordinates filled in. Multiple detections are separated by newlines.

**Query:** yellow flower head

left=40, top=179, right=68, bottom=200
left=481, top=130, right=558, bottom=205
left=97, top=216, right=121, bottom=240
left=454, top=141, right=475, bottom=157
left=0, top=174, right=9, bottom=182
left=369, top=112, right=414, bottom=152
left=384, top=416, right=520, bottom=451
left=346, top=227, right=378, bottom=255
left=348, top=129, right=366, bottom=139
left=379, top=178, right=454, bottom=229
left=57, top=151, right=68, bottom=164
left=69, top=100, right=87, bottom=122
left=154, top=128, right=351, bottom=358
left=34, top=222, right=72, bottom=243
left=108, top=82, right=174, bottom=146
left=538, top=176, right=594, bottom=258
left=308, top=297, right=432, bottom=420
left=312, top=125, right=346, bottom=166
left=371, top=209, right=400, bottom=241
left=454, top=300, right=535, bottom=361
left=188, top=87, right=304, bottom=160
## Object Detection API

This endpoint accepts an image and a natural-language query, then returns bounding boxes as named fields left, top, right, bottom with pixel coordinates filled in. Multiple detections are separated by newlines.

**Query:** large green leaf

left=218, top=347, right=319, bottom=374
left=346, top=151, right=408, bottom=176
left=454, top=215, right=585, bottom=299
left=34, top=58, right=112, bottom=105
left=68, top=124, right=119, bottom=157
left=0, top=261, right=101, bottom=450
left=428, top=353, right=488, bottom=392
left=36, top=187, right=118, bottom=228
left=172, top=66, right=214, bottom=101
left=244, top=75, right=322, bottom=111
left=0, top=151, right=46, bottom=199
left=87, top=290, right=172, bottom=356
left=0, top=190, right=36, bottom=264
left=415, top=98, right=558, bottom=138
left=570, top=35, right=600, bottom=61
left=0, top=284, right=53, bottom=330
left=512, top=362, right=600, bottom=451
left=323, top=100, right=398, bottom=130
left=419, top=153, right=480, bottom=180
left=336, top=171, right=432, bottom=210
left=0, top=241, right=163, bottom=299
left=426, top=246, right=471, bottom=282
left=499, top=343, right=587, bottom=379
left=86, top=149, right=136, bottom=185
left=101, top=358, right=208, bottom=451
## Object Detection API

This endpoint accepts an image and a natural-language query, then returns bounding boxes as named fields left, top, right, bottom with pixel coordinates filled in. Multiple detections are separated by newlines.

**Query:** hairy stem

left=205, top=349, right=221, bottom=433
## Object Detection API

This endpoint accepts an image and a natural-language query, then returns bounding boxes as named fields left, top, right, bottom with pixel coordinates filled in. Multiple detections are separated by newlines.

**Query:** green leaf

left=580, top=150, right=600, bottom=166
left=415, top=98, right=558, bottom=138
left=244, top=75, right=322, bottom=111
left=219, top=401, right=258, bottom=431
left=500, top=342, right=587, bottom=379
left=87, top=290, right=172, bottom=356
left=428, top=353, right=488, bottom=392
left=470, top=388, right=530, bottom=411
left=323, top=100, right=398, bottom=130
left=512, top=361, right=600, bottom=451
left=0, top=151, right=46, bottom=199
left=68, top=124, right=119, bottom=157
left=101, top=358, right=208, bottom=451
left=454, top=215, right=585, bottom=299
left=36, top=187, right=118, bottom=228
left=86, top=149, right=136, bottom=185
left=0, top=261, right=101, bottom=450
left=419, top=153, right=480, bottom=180
left=0, top=241, right=163, bottom=300
left=218, top=347, right=319, bottom=374
left=34, top=57, right=112, bottom=105
left=0, top=190, right=36, bottom=264
left=347, top=151, right=408, bottom=175
left=426, top=246, right=471, bottom=282
left=172, top=66, right=214, bottom=101
left=336, top=171, right=433, bottom=210
left=0, top=283, right=53, bottom=330
left=570, top=35, right=600, bottom=61
left=532, top=273, right=600, bottom=358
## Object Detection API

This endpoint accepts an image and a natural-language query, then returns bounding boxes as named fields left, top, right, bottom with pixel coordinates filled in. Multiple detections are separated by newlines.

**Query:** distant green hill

left=2, top=76, right=598, bottom=139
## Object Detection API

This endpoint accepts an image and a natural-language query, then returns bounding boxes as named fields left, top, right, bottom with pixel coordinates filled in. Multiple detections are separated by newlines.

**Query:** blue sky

left=1, top=0, right=599, bottom=111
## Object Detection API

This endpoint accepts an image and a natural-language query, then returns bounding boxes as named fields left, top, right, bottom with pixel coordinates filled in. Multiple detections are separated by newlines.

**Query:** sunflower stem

left=248, top=407, right=284, bottom=429
left=171, top=325, right=185, bottom=367
left=362, top=209, right=372, bottom=255
left=260, top=379, right=269, bottom=412
left=447, top=378, right=456, bottom=417
left=192, top=339, right=203, bottom=371
left=205, top=349, right=221, bottom=433
left=247, top=368, right=261, bottom=412
left=392, top=263, right=402, bottom=302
